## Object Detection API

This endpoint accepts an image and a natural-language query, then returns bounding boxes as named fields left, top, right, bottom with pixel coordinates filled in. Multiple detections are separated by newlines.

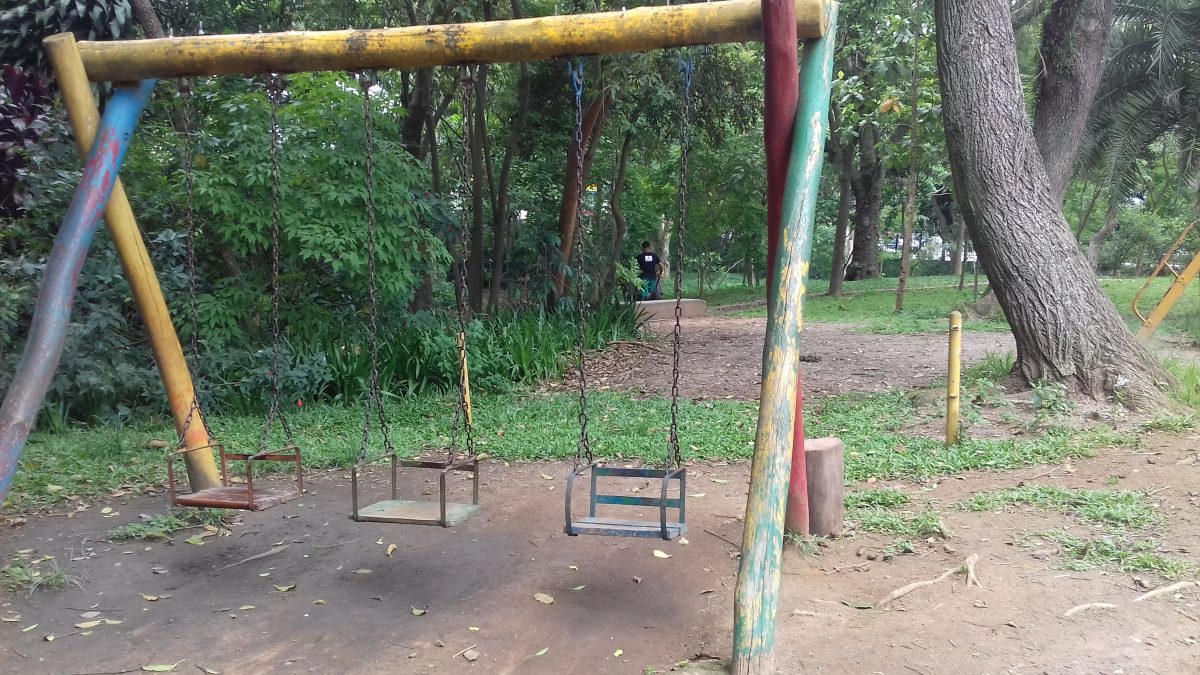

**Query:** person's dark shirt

left=637, top=251, right=660, bottom=280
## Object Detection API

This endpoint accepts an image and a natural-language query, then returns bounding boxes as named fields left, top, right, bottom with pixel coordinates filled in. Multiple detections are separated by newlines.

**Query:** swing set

left=0, top=0, right=837, bottom=668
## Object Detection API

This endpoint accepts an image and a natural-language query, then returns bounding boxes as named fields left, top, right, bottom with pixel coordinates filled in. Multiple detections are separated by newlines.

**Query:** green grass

left=2, top=552, right=83, bottom=595
left=964, top=486, right=1157, bottom=529
left=964, top=352, right=1016, bottom=384
left=6, top=388, right=1135, bottom=514
left=850, top=507, right=949, bottom=539
left=1100, top=277, right=1200, bottom=342
left=108, top=509, right=231, bottom=541
left=1023, top=530, right=1195, bottom=579
left=1164, top=358, right=1200, bottom=408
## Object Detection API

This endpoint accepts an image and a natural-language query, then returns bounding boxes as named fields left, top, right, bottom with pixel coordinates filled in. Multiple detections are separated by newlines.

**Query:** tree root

left=875, top=554, right=981, bottom=608
left=1062, top=602, right=1117, bottom=617
left=1134, top=581, right=1200, bottom=603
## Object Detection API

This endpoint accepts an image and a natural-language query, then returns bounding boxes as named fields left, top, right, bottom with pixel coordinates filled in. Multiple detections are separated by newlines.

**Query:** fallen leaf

left=238, top=605, right=255, bottom=611
left=197, top=667, right=221, bottom=675
left=185, top=535, right=206, bottom=546
left=572, top=585, right=586, bottom=591
left=534, top=647, right=549, bottom=656
left=711, top=479, right=729, bottom=484
left=103, top=619, right=122, bottom=625
left=273, top=584, right=296, bottom=592
left=75, top=620, right=103, bottom=629
left=353, top=568, right=373, bottom=574
left=79, top=611, right=100, bottom=619
left=567, top=565, right=579, bottom=571
left=46, top=484, right=63, bottom=493
left=203, top=524, right=218, bottom=532
left=653, top=550, right=672, bottom=559
left=0, top=614, right=19, bottom=622
left=258, top=573, right=270, bottom=577
left=22, top=624, right=38, bottom=632
left=313, top=599, right=326, bottom=605
left=386, top=544, right=397, bottom=558
left=468, top=626, right=480, bottom=631
left=539, top=472, right=554, bottom=480
left=141, top=661, right=186, bottom=672
left=687, top=493, right=706, bottom=498
left=376, top=538, right=384, bottom=545
left=534, top=593, right=554, bottom=604
left=679, top=538, right=689, bottom=545
left=614, top=649, right=624, bottom=658
left=411, top=606, right=427, bottom=616
left=100, top=506, right=113, bottom=514
left=141, top=594, right=159, bottom=602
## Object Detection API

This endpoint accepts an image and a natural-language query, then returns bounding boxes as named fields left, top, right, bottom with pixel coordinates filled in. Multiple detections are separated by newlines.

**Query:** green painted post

left=731, top=3, right=838, bottom=673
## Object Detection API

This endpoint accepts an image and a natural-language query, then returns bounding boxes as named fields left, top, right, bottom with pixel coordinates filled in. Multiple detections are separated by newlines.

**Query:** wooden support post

left=946, top=311, right=962, bottom=446
left=43, top=34, right=220, bottom=491
left=805, top=437, right=844, bottom=537
left=733, top=3, right=837, bottom=673
left=72, top=0, right=828, bottom=81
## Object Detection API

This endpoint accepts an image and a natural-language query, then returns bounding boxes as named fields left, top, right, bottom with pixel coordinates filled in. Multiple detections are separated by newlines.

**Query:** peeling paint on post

left=0, top=80, right=156, bottom=503
left=732, top=2, right=837, bottom=672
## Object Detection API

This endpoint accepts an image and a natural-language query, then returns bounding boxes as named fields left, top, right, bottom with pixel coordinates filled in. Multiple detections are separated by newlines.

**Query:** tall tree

left=1030, top=0, right=1117, bottom=206
left=935, top=0, right=1169, bottom=405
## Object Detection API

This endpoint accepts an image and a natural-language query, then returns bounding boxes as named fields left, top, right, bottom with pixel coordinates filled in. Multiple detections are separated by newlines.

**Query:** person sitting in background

left=637, top=240, right=662, bottom=300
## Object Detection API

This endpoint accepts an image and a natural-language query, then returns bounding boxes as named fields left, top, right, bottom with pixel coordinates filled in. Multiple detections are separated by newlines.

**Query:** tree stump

left=805, top=437, right=844, bottom=537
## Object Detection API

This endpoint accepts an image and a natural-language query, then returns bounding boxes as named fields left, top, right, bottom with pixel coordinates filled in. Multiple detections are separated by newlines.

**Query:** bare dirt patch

left=553, top=317, right=1016, bottom=400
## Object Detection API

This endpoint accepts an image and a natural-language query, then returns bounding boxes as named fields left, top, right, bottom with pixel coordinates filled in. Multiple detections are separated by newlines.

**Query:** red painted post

left=762, top=0, right=809, bottom=535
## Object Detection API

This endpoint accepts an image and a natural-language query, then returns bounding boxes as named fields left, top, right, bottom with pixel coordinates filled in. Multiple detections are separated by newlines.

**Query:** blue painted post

left=0, top=80, right=157, bottom=503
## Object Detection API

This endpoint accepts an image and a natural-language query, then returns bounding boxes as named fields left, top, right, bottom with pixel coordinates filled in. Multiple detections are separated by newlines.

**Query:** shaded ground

left=555, top=318, right=1016, bottom=400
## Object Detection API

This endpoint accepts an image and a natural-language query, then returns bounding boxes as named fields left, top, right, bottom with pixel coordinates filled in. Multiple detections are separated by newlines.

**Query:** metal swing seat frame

left=347, top=71, right=484, bottom=528
left=167, top=439, right=303, bottom=511
left=562, top=58, right=692, bottom=542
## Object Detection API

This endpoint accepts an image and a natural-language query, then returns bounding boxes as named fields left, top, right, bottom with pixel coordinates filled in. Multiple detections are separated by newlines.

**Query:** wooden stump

left=804, top=437, right=844, bottom=537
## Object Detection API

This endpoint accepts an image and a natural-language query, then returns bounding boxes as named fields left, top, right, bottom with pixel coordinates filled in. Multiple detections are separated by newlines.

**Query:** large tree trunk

left=468, top=66, right=489, bottom=313
left=935, top=0, right=1167, bottom=406
left=1086, top=195, right=1121, bottom=271
left=1031, top=0, right=1116, bottom=207
left=846, top=125, right=885, bottom=280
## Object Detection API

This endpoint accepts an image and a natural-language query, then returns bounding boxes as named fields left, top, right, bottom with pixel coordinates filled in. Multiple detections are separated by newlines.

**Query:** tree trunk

left=1031, top=0, right=1116, bottom=207
left=828, top=171, right=852, bottom=297
left=846, top=125, right=885, bottom=280
left=551, top=94, right=606, bottom=303
left=1073, top=180, right=1102, bottom=240
left=609, top=128, right=635, bottom=294
left=468, top=67, right=488, bottom=313
left=1086, top=195, right=1121, bottom=271
left=485, top=0, right=532, bottom=312
left=130, top=0, right=166, bottom=37
left=936, top=0, right=1168, bottom=406
left=895, top=29, right=921, bottom=313
left=952, top=206, right=967, bottom=279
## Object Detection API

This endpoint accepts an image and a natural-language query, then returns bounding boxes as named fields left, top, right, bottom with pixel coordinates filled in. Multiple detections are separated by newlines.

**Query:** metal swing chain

left=450, top=67, right=476, bottom=463
left=260, top=73, right=297, bottom=452
left=357, top=70, right=395, bottom=464
left=569, top=59, right=593, bottom=469
left=176, top=77, right=209, bottom=450
left=668, top=56, right=694, bottom=470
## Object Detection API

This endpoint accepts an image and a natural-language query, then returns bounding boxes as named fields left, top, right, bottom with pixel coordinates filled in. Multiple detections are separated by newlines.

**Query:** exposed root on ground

left=1134, top=581, right=1200, bottom=603
left=875, top=554, right=981, bottom=608
left=1062, top=602, right=1118, bottom=617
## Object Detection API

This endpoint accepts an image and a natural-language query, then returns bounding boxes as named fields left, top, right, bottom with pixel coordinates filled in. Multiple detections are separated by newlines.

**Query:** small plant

left=965, top=351, right=1016, bottom=384
left=784, top=532, right=826, bottom=556
left=844, top=488, right=911, bottom=510
left=882, top=540, right=916, bottom=556
left=1031, top=379, right=1074, bottom=416
left=108, top=509, right=230, bottom=541
left=1139, top=413, right=1197, bottom=433
left=1162, top=358, right=1200, bottom=409
left=2, top=556, right=84, bottom=596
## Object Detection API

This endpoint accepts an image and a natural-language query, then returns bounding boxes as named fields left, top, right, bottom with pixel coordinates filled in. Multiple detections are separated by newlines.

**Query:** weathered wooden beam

left=69, top=0, right=827, bottom=82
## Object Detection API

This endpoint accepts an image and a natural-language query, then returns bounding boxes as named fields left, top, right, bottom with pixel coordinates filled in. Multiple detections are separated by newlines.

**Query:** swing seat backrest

left=564, top=463, right=686, bottom=540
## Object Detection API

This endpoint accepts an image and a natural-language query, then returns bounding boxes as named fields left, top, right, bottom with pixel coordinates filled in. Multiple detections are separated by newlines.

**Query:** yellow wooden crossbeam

left=73, top=0, right=827, bottom=82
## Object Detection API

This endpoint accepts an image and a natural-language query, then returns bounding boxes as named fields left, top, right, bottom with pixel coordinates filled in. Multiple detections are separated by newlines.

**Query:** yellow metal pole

left=1137, top=249, right=1200, bottom=342
left=74, top=0, right=827, bottom=81
left=44, top=33, right=221, bottom=491
left=946, top=311, right=962, bottom=446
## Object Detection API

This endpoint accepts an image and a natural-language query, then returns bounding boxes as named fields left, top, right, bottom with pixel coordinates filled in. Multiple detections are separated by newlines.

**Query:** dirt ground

left=3, top=318, right=1199, bottom=675
left=554, top=317, right=1017, bottom=400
